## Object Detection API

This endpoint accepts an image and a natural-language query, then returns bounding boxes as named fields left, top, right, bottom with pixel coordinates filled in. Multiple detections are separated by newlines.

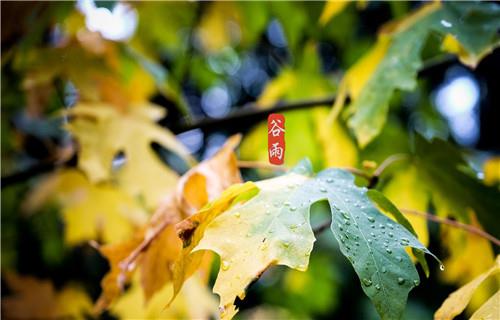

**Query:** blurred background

left=1, top=1, right=499, bottom=319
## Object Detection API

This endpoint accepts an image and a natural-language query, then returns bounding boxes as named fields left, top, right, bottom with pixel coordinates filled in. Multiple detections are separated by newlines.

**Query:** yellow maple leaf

left=435, top=255, right=500, bottom=320
left=23, top=169, right=147, bottom=245
left=470, top=290, right=500, bottom=320
left=66, top=103, right=195, bottom=209
left=439, top=212, right=497, bottom=313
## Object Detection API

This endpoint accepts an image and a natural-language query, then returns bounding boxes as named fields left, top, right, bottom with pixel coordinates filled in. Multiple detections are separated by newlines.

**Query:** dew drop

left=345, top=220, right=351, bottom=226
left=397, top=277, right=405, bottom=285
left=371, top=225, right=376, bottom=229
left=284, top=201, right=291, bottom=207
left=440, top=19, right=452, bottom=28
left=413, top=279, right=420, bottom=286
left=440, top=264, right=445, bottom=271
left=375, top=284, right=381, bottom=290
left=282, top=241, right=290, bottom=248
left=290, top=224, right=297, bottom=230
left=362, top=278, right=373, bottom=287
left=379, top=224, right=385, bottom=229
left=388, top=232, right=394, bottom=238
left=326, top=177, right=333, bottom=183
left=234, top=212, right=241, bottom=218
left=221, top=260, right=231, bottom=271
left=370, top=232, right=376, bottom=237
left=396, top=256, right=402, bottom=262
left=320, top=187, right=327, bottom=193
left=368, top=239, right=372, bottom=244
left=290, top=206, right=297, bottom=212
left=381, top=267, right=387, bottom=273
left=367, top=216, right=375, bottom=223
left=386, top=248, right=392, bottom=254
left=355, top=242, right=360, bottom=246
left=338, top=224, right=343, bottom=231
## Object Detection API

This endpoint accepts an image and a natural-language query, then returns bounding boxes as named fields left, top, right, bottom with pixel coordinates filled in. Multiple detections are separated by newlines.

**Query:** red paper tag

left=268, top=113, right=285, bottom=165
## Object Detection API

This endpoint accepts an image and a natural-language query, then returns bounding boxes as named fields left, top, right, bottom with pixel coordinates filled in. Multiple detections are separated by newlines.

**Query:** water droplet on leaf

left=221, top=260, right=231, bottom=271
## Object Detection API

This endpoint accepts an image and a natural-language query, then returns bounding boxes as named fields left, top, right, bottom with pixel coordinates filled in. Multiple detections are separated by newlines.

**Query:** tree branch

left=170, top=96, right=335, bottom=134
left=401, top=208, right=500, bottom=247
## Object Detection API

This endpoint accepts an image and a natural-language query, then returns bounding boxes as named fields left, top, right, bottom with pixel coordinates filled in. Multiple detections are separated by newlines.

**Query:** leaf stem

left=401, top=209, right=500, bottom=247
left=368, top=154, right=409, bottom=188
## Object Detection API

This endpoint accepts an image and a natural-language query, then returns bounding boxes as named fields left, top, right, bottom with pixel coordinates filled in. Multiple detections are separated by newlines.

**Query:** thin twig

left=340, top=167, right=372, bottom=181
left=373, top=153, right=409, bottom=177
left=368, top=153, right=409, bottom=188
left=402, top=208, right=500, bottom=247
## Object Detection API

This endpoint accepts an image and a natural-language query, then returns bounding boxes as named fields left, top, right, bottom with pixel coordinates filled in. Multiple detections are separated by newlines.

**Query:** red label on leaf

left=268, top=113, right=285, bottom=165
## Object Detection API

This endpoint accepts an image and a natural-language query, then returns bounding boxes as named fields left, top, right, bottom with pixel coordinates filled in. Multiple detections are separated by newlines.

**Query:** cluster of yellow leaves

left=111, top=274, right=218, bottom=319
left=95, top=135, right=243, bottom=312
left=23, top=169, right=147, bottom=245
left=241, top=44, right=358, bottom=170
left=2, top=273, right=92, bottom=319
left=435, top=256, right=500, bottom=320
left=65, top=103, right=194, bottom=209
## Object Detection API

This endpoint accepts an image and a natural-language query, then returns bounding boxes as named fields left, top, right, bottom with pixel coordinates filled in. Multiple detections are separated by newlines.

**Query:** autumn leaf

left=435, top=256, right=500, bottom=320
left=95, top=135, right=243, bottom=310
left=439, top=212, right=496, bottom=313
left=2, top=273, right=92, bottom=319
left=483, top=157, right=500, bottom=186
left=23, top=169, right=147, bottom=245
left=319, top=0, right=351, bottom=25
left=111, top=273, right=218, bottom=320
left=173, top=160, right=438, bottom=320
left=470, top=290, right=500, bottom=320
left=66, top=103, right=195, bottom=209
left=330, top=1, right=500, bottom=147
